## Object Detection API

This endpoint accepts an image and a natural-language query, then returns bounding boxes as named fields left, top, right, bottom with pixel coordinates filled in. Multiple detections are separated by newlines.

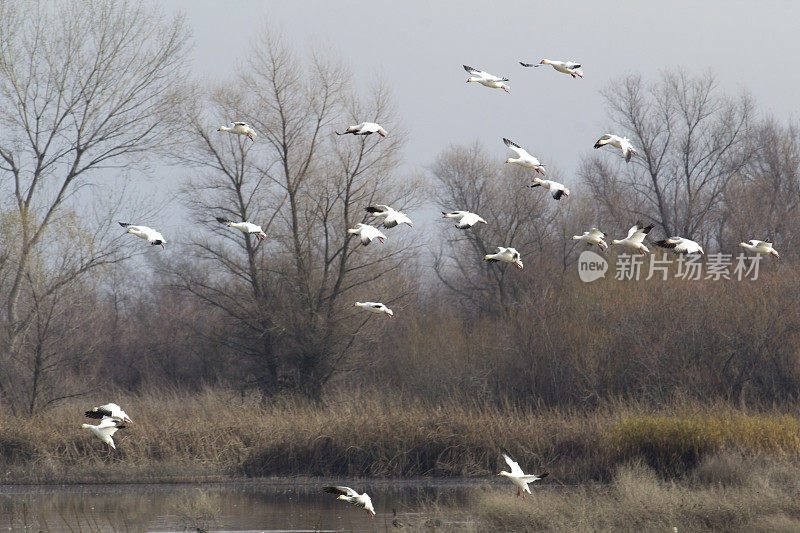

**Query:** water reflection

left=0, top=479, right=481, bottom=532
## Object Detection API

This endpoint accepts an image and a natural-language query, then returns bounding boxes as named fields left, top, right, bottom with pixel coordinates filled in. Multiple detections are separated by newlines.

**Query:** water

left=0, top=479, right=484, bottom=532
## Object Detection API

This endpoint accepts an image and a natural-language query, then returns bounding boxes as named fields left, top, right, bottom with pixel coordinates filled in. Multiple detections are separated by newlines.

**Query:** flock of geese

left=81, top=57, right=781, bottom=521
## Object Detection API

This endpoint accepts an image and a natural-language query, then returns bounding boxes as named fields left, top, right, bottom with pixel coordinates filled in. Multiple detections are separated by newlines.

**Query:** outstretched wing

left=365, top=205, right=390, bottom=214
left=503, top=138, right=527, bottom=158
left=588, top=228, right=605, bottom=239
left=629, top=223, right=654, bottom=244
left=519, top=61, right=536, bottom=68
left=564, top=62, right=581, bottom=69
left=463, top=65, right=484, bottom=76
left=503, top=453, right=524, bottom=476
left=324, top=486, right=359, bottom=498
left=519, top=473, right=549, bottom=482
left=552, top=189, right=565, bottom=200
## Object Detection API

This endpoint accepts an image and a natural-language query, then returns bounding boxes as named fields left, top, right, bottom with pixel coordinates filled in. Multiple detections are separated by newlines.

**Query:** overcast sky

left=148, top=0, right=800, bottom=238
left=162, top=1, right=799, bottom=174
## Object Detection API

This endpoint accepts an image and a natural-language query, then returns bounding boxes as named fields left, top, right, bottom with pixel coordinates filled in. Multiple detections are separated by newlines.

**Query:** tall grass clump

left=606, top=414, right=800, bottom=474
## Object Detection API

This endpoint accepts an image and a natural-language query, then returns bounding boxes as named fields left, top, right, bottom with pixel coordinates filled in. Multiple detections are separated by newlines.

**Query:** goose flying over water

left=738, top=239, right=780, bottom=258
left=442, top=211, right=487, bottom=229
left=484, top=247, right=523, bottom=269
left=503, top=138, right=545, bottom=174
left=85, top=403, right=132, bottom=424
left=119, top=222, right=166, bottom=248
left=464, top=65, right=510, bottom=93
left=594, top=134, right=637, bottom=163
left=335, top=122, right=387, bottom=137
left=572, top=228, right=608, bottom=250
left=216, top=217, right=267, bottom=241
left=217, top=122, right=256, bottom=141
left=529, top=177, right=569, bottom=200
left=323, top=486, right=376, bottom=518
left=655, top=237, right=704, bottom=255
left=82, top=417, right=126, bottom=452
left=354, top=301, right=394, bottom=318
left=365, top=205, right=413, bottom=228
left=612, top=222, right=654, bottom=255
left=521, top=59, right=583, bottom=78
left=348, top=223, right=387, bottom=246
left=498, top=453, right=549, bottom=500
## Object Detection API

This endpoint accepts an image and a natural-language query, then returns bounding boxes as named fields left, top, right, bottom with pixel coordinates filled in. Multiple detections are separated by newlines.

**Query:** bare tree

left=430, top=143, right=560, bottom=313
left=582, top=71, right=754, bottom=243
left=721, top=118, right=800, bottom=256
left=0, top=0, right=189, bottom=412
left=172, top=31, right=417, bottom=396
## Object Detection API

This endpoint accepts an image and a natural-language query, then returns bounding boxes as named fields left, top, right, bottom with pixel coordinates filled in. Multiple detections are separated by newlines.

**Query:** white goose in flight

left=354, top=301, right=394, bottom=318
left=323, top=486, right=375, bottom=518
left=365, top=205, right=413, bottom=228
left=655, top=237, right=704, bottom=255
left=498, top=453, right=549, bottom=500
left=82, top=417, right=126, bottom=452
left=335, top=122, right=387, bottom=137
left=85, top=403, right=133, bottom=424
left=594, top=134, right=637, bottom=163
left=216, top=217, right=267, bottom=241
left=503, top=138, right=545, bottom=174
left=612, top=222, right=654, bottom=255
left=217, top=122, right=256, bottom=141
left=464, top=65, right=510, bottom=93
left=347, top=223, right=386, bottom=246
left=529, top=177, right=569, bottom=200
left=442, top=211, right=487, bottom=229
left=484, top=247, right=523, bottom=269
left=572, top=228, right=607, bottom=250
left=521, top=59, right=583, bottom=78
left=119, top=222, right=166, bottom=248
left=738, top=239, right=780, bottom=258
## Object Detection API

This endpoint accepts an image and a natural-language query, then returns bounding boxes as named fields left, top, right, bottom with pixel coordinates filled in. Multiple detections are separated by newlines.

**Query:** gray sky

left=165, top=0, right=799, bottom=176
left=148, top=0, right=800, bottom=240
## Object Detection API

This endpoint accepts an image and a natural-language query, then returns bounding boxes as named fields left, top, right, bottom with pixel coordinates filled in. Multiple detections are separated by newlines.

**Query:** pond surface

left=0, top=479, right=487, bottom=532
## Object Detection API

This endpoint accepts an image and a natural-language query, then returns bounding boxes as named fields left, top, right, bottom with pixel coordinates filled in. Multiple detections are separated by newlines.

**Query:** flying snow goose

left=738, top=239, right=780, bottom=258
left=216, top=217, right=267, bottom=241
left=119, top=222, right=166, bottom=248
left=464, top=65, right=511, bottom=93
left=82, top=417, right=126, bottom=452
left=528, top=177, right=570, bottom=200
left=655, top=237, right=704, bottom=255
left=348, top=223, right=387, bottom=246
left=572, top=228, right=607, bottom=250
left=498, top=452, right=549, bottom=500
left=85, top=403, right=132, bottom=424
left=594, top=134, right=637, bottom=163
left=503, top=138, right=545, bottom=174
left=323, top=486, right=375, bottom=518
left=442, top=211, right=487, bottom=229
left=484, top=247, right=523, bottom=269
left=335, top=122, right=387, bottom=137
left=354, top=301, right=394, bottom=318
left=612, top=221, right=654, bottom=255
left=217, top=122, right=256, bottom=141
left=365, top=205, right=413, bottom=228
left=521, top=59, right=583, bottom=78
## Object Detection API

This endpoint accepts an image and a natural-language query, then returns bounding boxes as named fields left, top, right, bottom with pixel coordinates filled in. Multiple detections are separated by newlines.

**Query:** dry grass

left=2, top=388, right=800, bottom=484
left=416, top=455, right=800, bottom=532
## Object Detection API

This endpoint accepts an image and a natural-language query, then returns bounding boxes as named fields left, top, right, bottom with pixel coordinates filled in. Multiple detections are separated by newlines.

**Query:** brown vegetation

left=2, top=390, right=800, bottom=485
left=418, top=455, right=800, bottom=532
